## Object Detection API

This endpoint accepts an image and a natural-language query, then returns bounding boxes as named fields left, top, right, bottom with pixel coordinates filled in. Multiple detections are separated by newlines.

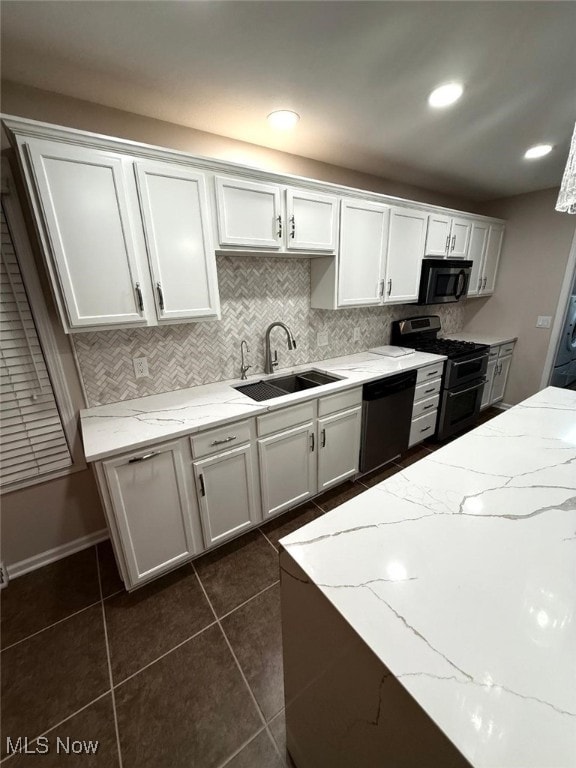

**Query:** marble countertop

left=80, top=350, right=445, bottom=462
left=280, top=387, right=576, bottom=768
left=444, top=331, right=518, bottom=347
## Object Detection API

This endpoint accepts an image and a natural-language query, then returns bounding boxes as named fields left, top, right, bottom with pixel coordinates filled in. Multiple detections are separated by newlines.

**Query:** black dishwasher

left=360, top=370, right=417, bottom=474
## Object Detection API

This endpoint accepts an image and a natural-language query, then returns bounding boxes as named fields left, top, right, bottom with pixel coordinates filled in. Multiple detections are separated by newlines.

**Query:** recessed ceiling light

left=524, top=144, right=553, bottom=160
left=428, top=82, right=464, bottom=109
left=267, top=110, right=300, bottom=130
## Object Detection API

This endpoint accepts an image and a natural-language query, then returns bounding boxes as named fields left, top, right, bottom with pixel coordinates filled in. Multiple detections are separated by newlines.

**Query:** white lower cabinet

left=481, top=341, right=515, bottom=408
left=258, top=422, right=317, bottom=518
left=490, top=354, right=512, bottom=404
left=102, top=439, right=200, bottom=588
left=317, top=406, right=362, bottom=491
left=482, top=358, right=498, bottom=409
left=193, top=443, right=260, bottom=547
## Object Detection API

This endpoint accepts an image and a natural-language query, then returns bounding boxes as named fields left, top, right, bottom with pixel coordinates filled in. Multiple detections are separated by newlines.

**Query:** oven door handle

left=452, top=354, right=488, bottom=367
left=447, top=379, right=486, bottom=397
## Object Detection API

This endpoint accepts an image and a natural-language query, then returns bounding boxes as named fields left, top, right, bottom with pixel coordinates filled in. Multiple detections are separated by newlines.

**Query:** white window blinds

left=1, top=205, right=72, bottom=488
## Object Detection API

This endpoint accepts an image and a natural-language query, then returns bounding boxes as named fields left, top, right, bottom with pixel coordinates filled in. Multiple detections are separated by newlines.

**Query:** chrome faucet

left=264, top=322, right=297, bottom=375
left=240, top=340, right=251, bottom=380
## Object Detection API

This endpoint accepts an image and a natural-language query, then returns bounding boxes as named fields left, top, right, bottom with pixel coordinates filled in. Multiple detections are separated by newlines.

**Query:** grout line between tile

left=96, top=549, right=124, bottom=768
left=112, top=620, right=218, bottom=689
left=311, top=499, right=326, bottom=514
left=0, top=599, right=102, bottom=653
left=219, top=580, right=280, bottom=621
left=0, top=692, right=111, bottom=765
left=258, top=527, right=280, bottom=552
left=192, top=564, right=286, bottom=766
left=214, top=724, right=269, bottom=768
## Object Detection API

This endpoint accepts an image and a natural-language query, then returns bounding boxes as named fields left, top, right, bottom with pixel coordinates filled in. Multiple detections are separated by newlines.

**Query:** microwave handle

left=455, top=269, right=467, bottom=300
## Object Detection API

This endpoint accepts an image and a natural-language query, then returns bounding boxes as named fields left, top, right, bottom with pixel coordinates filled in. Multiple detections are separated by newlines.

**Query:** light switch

left=317, top=331, right=329, bottom=347
left=353, top=327, right=361, bottom=342
left=536, top=316, right=552, bottom=328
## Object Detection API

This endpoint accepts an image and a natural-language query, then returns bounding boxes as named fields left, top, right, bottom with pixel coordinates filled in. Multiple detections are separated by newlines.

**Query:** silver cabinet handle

left=321, top=428, right=326, bottom=448
left=129, top=452, right=158, bottom=463
left=290, top=215, right=295, bottom=239
left=420, top=425, right=432, bottom=433
left=425, top=387, right=435, bottom=393
left=426, top=370, right=439, bottom=377
left=210, top=435, right=237, bottom=446
left=452, top=354, right=486, bottom=367
left=310, top=432, right=315, bottom=452
left=378, top=279, right=385, bottom=298
left=483, top=277, right=487, bottom=289
left=199, top=474, right=206, bottom=497
left=277, top=215, right=283, bottom=238
left=478, top=277, right=483, bottom=292
left=156, top=282, right=164, bottom=311
left=134, top=282, right=144, bottom=313
left=451, top=235, right=456, bottom=251
left=445, top=235, right=451, bottom=253
left=387, top=279, right=392, bottom=296
left=423, top=404, right=435, bottom=410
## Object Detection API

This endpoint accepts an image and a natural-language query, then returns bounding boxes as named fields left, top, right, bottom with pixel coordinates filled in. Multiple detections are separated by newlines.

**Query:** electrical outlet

left=133, top=357, right=150, bottom=378
left=353, top=327, right=361, bottom=342
left=536, top=316, right=552, bottom=328
left=317, top=331, right=329, bottom=347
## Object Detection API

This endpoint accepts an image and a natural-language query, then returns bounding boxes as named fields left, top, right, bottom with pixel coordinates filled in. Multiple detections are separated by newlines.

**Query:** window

left=1, top=168, right=82, bottom=490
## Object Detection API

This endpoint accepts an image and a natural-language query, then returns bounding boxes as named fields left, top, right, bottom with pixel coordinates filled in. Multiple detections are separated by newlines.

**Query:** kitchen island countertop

left=280, top=386, right=576, bottom=768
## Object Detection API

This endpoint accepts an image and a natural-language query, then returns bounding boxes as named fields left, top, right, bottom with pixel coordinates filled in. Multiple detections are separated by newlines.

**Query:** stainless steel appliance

left=418, top=259, right=472, bottom=305
left=391, top=316, right=489, bottom=441
left=360, top=371, right=417, bottom=473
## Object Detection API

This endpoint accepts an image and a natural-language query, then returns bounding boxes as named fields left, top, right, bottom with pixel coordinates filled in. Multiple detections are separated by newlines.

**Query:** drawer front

left=489, top=346, right=500, bottom=361
left=318, top=386, right=362, bottom=417
left=416, top=362, right=445, bottom=384
left=257, top=400, right=317, bottom=437
left=409, top=411, right=437, bottom=447
left=191, top=419, right=254, bottom=459
left=499, top=342, right=515, bottom=358
left=414, top=378, right=442, bottom=402
left=412, top=394, right=439, bottom=419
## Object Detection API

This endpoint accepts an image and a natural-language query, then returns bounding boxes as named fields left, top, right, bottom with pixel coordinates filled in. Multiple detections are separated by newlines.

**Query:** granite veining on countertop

left=80, top=350, right=445, bottom=462
left=280, top=386, right=576, bottom=768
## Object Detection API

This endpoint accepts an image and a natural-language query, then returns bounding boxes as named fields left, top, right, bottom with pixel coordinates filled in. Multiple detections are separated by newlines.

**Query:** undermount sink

left=234, top=370, right=340, bottom=402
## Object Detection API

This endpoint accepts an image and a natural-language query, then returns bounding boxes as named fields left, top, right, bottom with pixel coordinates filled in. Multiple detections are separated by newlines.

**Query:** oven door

left=445, top=352, right=488, bottom=388
left=437, top=378, right=485, bottom=440
left=418, top=261, right=471, bottom=304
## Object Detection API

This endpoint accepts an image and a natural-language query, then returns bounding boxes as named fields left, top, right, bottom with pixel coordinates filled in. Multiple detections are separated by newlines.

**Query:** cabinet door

left=193, top=444, right=260, bottom=547
left=317, top=407, right=361, bottom=491
left=467, top=221, right=490, bottom=297
left=490, top=355, right=511, bottom=404
left=26, top=139, right=144, bottom=329
left=338, top=199, right=389, bottom=307
left=384, top=207, right=428, bottom=303
left=135, top=162, right=219, bottom=321
left=103, top=440, right=198, bottom=587
left=449, top=217, right=472, bottom=259
left=258, top=422, right=316, bottom=518
left=424, top=213, right=451, bottom=257
left=285, top=188, right=338, bottom=252
left=481, top=224, right=505, bottom=295
left=215, top=176, right=282, bottom=249
left=481, top=358, right=497, bottom=409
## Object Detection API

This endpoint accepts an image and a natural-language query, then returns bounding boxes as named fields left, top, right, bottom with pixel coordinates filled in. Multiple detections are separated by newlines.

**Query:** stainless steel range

left=391, top=316, right=489, bottom=440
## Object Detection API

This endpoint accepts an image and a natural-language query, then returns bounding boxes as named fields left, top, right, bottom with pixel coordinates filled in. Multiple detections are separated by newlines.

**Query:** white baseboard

left=6, top=529, right=109, bottom=580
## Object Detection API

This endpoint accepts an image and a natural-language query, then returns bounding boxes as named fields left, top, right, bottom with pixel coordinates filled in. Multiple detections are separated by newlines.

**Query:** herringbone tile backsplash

left=73, top=256, right=466, bottom=406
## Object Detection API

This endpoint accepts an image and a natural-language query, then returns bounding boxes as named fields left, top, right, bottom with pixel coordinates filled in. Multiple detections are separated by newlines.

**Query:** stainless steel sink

left=234, top=370, right=340, bottom=402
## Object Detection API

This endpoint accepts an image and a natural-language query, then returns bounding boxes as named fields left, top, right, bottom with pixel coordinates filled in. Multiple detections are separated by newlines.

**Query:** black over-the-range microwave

left=417, top=258, right=473, bottom=305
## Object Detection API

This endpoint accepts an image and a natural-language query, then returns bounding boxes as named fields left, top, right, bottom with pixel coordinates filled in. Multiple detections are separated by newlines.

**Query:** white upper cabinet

left=285, top=188, right=338, bottom=252
left=215, top=176, right=282, bottom=249
left=424, top=213, right=471, bottom=259
left=337, top=199, right=390, bottom=307
left=215, top=176, right=338, bottom=254
left=135, top=161, right=220, bottom=321
left=467, top=222, right=505, bottom=298
left=25, top=138, right=145, bottom=329
left=383, top=207, right=428, bottom=303
left=467, top=221, right=490, bottom=297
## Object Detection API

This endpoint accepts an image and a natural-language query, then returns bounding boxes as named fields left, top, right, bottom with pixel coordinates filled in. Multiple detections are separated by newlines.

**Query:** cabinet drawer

left=409, top=411, right=437, bottom=447
left=257, top=400, right=317, bottom=437
left=499, top=342, right=515, bottom=357
left=414, top=378, right=441, bottom=402
left=412, top=394, right=439, bottom=419
left=416, top=362, right=445, bottom=384
left=191, top=420, right=254, bottom=459
left=318, top=387, right=362, bottom=417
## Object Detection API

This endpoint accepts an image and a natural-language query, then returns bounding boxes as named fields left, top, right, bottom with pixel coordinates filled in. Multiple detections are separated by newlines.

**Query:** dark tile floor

left=0, top=408, right=501, bottom=767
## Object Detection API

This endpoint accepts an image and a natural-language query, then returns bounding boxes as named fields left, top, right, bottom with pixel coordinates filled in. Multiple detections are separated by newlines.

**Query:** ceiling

left=1, top=1, right=575, bottom=201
